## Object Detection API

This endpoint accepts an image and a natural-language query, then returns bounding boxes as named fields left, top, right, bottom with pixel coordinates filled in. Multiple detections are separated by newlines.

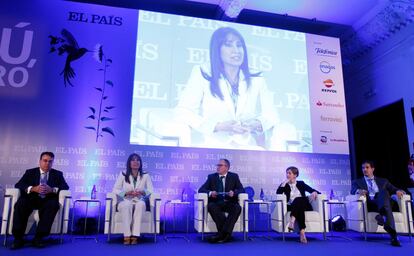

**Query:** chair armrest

left=270, top=194, right=287, bottom=219
left=238, top=193, right=248, bottom=204
left=274, top=194, right=287, bottom=201
left=58, top=190, right=71, bottom=224
left=194, top=193, right=208, bottom=222
left=400, top=194, right=411, bottom=202
left=149, top=193, right=161, bottom=207
left=396, top=194, right=412, bottom=215
left=5, top=188, right=20, bottom=198
left=4, top=188, right=20, bottom=213
left=105, top=193, right=117, bottom=221
left=2, top=189, right=19, bottom=221
left=310, top=194, right=326, bottom=213
left=346, top=194, right=365, bottom=202
left=194, top=193, right=208, bottom=205
left=149, top=193, right=161, bottom=222
left=58, top=190, right=71, bottom=205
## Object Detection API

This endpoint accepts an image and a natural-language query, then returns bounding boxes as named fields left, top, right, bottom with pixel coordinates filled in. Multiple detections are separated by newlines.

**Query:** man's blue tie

left=39, top=173, right=47, bottom=198
left=367, top=178, right=375, bottom=199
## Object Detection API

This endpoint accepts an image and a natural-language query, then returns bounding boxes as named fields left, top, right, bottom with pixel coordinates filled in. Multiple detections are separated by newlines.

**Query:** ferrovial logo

left=320, top=115, right=343, bottom=123
left=320, top=136, right=328, bottom=144
left=315, top=48, right=338, bottom=57
left=319, top=61, right=335, bottom=74
left=321, top=79, right=337, bottom=93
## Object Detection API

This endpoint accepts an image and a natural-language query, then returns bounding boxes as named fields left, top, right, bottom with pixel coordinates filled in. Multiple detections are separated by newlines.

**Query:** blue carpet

left=1, top=232, right=412, bottom=256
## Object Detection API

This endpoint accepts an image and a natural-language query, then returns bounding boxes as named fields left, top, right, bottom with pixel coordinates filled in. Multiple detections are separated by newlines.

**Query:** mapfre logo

left=319, top=61, right=335, bottom=74
left=321, top=79, right=337, bottom=93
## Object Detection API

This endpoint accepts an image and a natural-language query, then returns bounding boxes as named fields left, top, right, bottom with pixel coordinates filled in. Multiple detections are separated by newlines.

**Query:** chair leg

left=3, top=233, right=8, bottom=247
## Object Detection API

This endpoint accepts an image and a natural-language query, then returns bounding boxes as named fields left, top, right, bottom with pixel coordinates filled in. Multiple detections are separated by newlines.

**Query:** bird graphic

left=49, top=29, right=89, bottom=87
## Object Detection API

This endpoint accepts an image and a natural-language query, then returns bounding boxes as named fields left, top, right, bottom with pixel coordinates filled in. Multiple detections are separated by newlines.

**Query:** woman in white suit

left=113, top=153, right=153, bottom=245
left=176, top=27, right=278, bottom=150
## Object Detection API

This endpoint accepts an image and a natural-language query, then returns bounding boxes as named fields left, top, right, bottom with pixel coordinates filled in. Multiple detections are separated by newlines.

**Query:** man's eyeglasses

left=216, top=164, right=226, bottom=167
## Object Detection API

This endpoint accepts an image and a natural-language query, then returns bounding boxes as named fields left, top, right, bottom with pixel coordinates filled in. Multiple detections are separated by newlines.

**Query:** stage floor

left=1, top=231, right=412, bottom=255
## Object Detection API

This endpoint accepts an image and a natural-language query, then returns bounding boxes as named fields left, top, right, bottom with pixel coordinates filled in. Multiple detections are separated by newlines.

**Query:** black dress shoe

left=384, top=225, right=397, bottom=237
left=217, top=233, right=232, bottom=243
left=375, top=214, right=385, bottom=226
left=390, top=237, right=401, bottom=247
left=207, top=234, right=222, bottom=243
left=10, top=239, right=24, bottom=250
left=32, top=238, right=46, bottom=248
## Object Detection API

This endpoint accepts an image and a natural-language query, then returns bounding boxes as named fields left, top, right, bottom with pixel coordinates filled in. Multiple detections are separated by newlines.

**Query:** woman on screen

left=176, top=26, right=278, bottom=150
left=112, top=153, right=153, bottom=245
left=277, top=166, right=320, bottom=243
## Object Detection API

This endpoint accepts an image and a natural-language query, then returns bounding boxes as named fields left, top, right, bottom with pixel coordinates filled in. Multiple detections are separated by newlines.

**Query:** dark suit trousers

left=208, top=200, right=241, bottom=236
left=12, top=194, right=60, bottom=239
left=287, top=197, right=313, bottom=230
left=366, top=190, right=399, bottom=231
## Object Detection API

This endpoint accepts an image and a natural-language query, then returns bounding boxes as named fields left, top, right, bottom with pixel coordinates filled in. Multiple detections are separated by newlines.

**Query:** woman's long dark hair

left=123, top=153, right=143, bottom=183
left=202, top=27, right=258, bottom=100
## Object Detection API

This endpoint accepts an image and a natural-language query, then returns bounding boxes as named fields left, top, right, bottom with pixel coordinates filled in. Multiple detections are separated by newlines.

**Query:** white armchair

left=271, top=194, right=328, bottom=240
left=104, top=193, right=161, bottom=242
left=194, top=193, right=248, bottom=240
left=345, top=194, right=413, bottom=239
left=1, top=188, right=71, bottom=246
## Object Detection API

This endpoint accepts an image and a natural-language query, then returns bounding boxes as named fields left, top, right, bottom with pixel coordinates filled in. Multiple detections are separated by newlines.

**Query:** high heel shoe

left=287, top=221, right=295, bottom=232
left=300, top=231, right=308, bottom=244
left=123, top=237, right=131, bottom=245
left=130, top=237, right=138, bottom=245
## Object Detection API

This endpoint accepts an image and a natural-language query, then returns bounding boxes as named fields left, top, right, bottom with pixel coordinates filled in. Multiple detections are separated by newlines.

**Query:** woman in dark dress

left=277, top=166, right=320, bottom=243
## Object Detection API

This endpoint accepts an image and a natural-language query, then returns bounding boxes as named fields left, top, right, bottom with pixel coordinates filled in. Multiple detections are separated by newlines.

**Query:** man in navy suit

left=11, top=152, right=69, bottom=250
left=199, top=159, right=244, bottom=243
left=351, top=160, right=405, bottom=247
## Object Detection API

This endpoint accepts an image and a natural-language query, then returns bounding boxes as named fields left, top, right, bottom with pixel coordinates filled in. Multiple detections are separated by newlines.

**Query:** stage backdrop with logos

left=0, top=0, right=351, bottom=226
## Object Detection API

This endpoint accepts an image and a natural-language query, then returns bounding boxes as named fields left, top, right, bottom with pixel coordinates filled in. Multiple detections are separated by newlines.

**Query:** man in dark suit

left=199, top=159, right=244, bottom=243
left=351, top=160, right=405, bottom=247
left=11, top=152, right=69, bottom=250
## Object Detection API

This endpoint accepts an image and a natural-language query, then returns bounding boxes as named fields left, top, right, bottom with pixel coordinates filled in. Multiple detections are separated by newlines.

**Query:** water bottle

left=329, top=189, right=335, bottom=201
left=260, top=188, right=265, bottom=201
left=91, top=185, right=97, bottom=200
left=181, top=189, right=188, bottom=202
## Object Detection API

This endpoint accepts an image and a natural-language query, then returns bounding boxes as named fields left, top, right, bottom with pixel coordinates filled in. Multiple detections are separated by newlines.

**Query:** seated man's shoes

left=217, top=233, right=232, bottom=243
left=207, top=234, right=222, bottom=243
left=383, top=224, right=397, bottom=237
left=10, top=239, right=24, bottom=250
left=375, top=214, right=385, bottom=226
left=390, top=237, right=401, bottom=247
left=32, top=238, right=46, bottom=248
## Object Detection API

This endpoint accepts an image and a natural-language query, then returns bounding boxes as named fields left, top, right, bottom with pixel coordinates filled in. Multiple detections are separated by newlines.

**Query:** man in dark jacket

left=351, top=160, right=405, bottom=247
left=199, top=159, right=244, bottom=243
left=11, top=152, right=69, bottom=250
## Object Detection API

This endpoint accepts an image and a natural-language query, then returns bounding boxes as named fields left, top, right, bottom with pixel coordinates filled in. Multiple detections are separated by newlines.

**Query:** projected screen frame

left=130, top=10, right=348, bottom=155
